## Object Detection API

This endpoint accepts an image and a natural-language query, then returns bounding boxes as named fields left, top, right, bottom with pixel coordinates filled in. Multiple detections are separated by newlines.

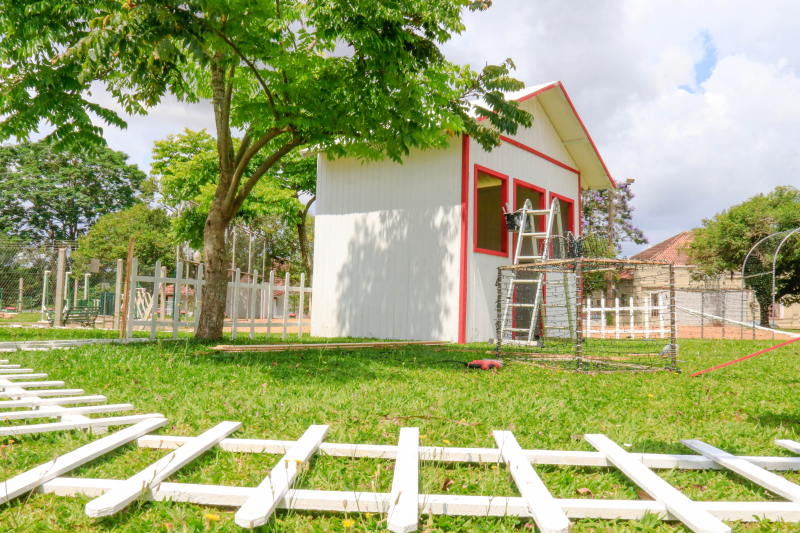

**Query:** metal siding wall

left=310, top=138, right=462, bottom=341
left=466, top=105, right=580, bottom=343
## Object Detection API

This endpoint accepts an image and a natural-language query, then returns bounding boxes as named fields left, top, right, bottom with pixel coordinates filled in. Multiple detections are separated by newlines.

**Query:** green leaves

left=0, top=140, right=146, bottom=241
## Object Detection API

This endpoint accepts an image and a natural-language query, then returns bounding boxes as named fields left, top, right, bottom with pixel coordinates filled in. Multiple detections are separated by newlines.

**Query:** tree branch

left=233, top=125, right=255, bottom=168
left=302, top=194, right=316, bottom=217
left=224, top=127, right=289, bottom=211
left=230, top=136, right=305, bottom=214
left=209, top=27, right=280, bottom=122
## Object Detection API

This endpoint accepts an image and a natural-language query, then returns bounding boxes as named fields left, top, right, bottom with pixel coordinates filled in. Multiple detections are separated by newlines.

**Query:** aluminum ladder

left=499, top=198, right=574, bottom=345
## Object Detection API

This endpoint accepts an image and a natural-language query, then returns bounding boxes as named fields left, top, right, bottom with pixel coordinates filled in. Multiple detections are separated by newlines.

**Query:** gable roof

left=475, top=81, right=616, bottom=191
left=631, top=231, right=694, bottom=265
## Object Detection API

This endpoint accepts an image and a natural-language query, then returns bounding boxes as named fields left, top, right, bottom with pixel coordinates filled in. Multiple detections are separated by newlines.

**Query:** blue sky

left=680, top=32, right=718, bottom=94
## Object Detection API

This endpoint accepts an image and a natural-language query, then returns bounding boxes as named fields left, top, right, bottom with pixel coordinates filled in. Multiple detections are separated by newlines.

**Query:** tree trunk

left=196, top=201, right=231, bottom=340
left=297, top=215, right=312, bottom=282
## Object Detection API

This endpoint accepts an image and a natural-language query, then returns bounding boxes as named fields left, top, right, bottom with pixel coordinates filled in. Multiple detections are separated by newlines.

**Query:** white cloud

left=36, top=1, right=799, bottom=255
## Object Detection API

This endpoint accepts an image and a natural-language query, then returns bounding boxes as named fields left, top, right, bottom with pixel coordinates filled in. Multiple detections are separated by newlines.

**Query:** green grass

left=1, top=327, right=799, bottom=532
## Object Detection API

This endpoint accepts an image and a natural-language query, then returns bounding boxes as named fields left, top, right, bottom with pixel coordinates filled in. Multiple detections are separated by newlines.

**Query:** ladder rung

left=511, top=279, right=542, bottom=284
left=508, top=303, right=537, bottom=308
left=523, top=209, right=550, bottom=215
left=543, top=326, right=572, bottom=330
left=542, top=304, right=568, bottom=308
left=520, top=232, right=547, bottom=238
left=505, top=328, right=532, bottom=332
left=516, top=255, right=542, bottom=260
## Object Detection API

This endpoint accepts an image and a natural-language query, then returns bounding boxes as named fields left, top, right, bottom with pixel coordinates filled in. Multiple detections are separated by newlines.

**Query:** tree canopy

left=0, top=140, right=146, bottom=241
left=71, top=204, right=177, bottom=275
left=581, top=183, right=647, bottom=253
left=0, top=0, right=533, bottom=339
left=687, top=186, right=800, bottom=325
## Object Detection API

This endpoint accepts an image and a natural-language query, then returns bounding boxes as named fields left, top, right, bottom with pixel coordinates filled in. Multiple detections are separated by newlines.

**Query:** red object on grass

left=467, top=359, right=503, bottom=370
left=691, top=336, right=800, bottom=377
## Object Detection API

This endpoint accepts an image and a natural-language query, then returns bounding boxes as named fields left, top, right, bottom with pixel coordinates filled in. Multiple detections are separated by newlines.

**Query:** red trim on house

left=577, top=174, right=582, bottom=236
left=498, top=135, right=579, bottom=175
left=556, top=82, right=616, bottom=189
left=473, top=164, right=509, bottom=258
left=549, top=192, right=575, bottom=235
left=458, top=135, right=470, bottom=344
left=511, top=179, right=546, bottom=259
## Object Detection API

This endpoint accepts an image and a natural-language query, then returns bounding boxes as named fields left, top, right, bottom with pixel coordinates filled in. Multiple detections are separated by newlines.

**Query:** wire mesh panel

left=742, top=228, right=800, bottom=327
left=497, top=258, right=678, bottom=373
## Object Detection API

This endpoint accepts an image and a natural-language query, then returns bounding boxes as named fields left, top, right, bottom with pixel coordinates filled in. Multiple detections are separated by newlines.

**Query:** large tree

left=0, top=0, right=533, bottom=339
left=151, top=129, right=315, bottom=276
left=0, top=140, right=146, bottom=241
left=70, top=203, right=177, bottom=276
left=686, top=186, right=800, bottom=326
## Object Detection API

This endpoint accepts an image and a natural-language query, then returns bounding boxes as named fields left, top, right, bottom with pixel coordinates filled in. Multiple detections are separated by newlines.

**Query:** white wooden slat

left=172, top=261, right=183, bottom=339
left=0, top=418, right=167, bottom=504
left=0, top=395, right=106, bottom=409
left=682, top=440, right=800, bottom=504
left=0, top=373, right=49, bottom=380
left=134, top=435, right=800, bottom=471
left=282, top=272, right=290, bottom=340
left=298, top=272, right=305, bottom=339
left=84, top=421, right=241, bottom=517
left=776, top=440, right=800, bottom=455
left=0, top=403, right=134, bottom=421
left=266, top=270, right=274, bottom=337
left=494, top=430, right=570, bottom=533
left=0, top=364, right=21, bottom=368
left=0, top=414, right=165, bottom=437
left=231, top=268, right=240, bottom=339
left=387, top=427, right=420, bottom=533
left=0, top=380, right=65, bottom=389
left=37, top=478, right=800, bottom=523
left=249, top=270, right=259, bottom=339
left=150, top=260, right=161, bottom=339
left=234, top=424, right=329, bottom=528
left=0, top=368, right=33, bottom=374
left=0, top=360, right=8, bottom=363
left=586, top=434, right=730, bottom=533
left=0, top=388, right=84, bottom=399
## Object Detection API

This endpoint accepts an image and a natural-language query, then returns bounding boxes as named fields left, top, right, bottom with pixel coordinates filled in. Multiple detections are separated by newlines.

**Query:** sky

left=42, top=0, right=800, bottom=257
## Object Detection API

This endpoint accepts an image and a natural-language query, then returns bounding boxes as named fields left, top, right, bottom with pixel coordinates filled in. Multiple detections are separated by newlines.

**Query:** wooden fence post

left=150, top=261, right=161, bottom=340
left=282, top=272, right=290, bottom=340
left=54, top=249, right=66, bottom=327
left=114, top=259, right=123, bottom=330
left=232, top=268, right=240, bottom=340
left=614, top=297, right=620, bottom=340
left=266, top=271, right=274, bottom=339
left=119, top=238, right=135, bottom=338
left=126, top=257, right=138, bottom=339
left=249, top=270, right=258, bottom=340
left=298, top=273, right=305, bottom=339
left=600, top=295, right=606, bottom=339
left=172, top=262, right=183, bottom=339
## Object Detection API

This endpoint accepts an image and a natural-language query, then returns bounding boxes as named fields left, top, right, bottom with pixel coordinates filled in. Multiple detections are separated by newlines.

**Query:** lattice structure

left=497, top=258, right=678, bottom=372
left=742, top=228, right=800, bottom=327
left=4, top=422, right=800, bottom=532
left=0, top=351, right=164, bottom=437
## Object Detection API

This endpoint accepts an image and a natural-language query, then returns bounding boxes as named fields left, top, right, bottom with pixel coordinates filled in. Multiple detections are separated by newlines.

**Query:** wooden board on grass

left=211, top=340, right=449, bottom=352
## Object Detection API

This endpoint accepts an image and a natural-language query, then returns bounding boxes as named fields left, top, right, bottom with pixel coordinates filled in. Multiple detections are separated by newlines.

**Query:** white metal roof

left=472, top=81, right=615, bottom=191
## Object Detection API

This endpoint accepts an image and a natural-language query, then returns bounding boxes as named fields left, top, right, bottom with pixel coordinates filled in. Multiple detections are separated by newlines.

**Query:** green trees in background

left=0, top=0, right=532, bottom=339
left=71, top=204, right=177, bottom=276
left=151, top=129, right=315, bottom=277
left=687, top=186, right=800, bottom=326
left=0, top=141, right=146, bottom=241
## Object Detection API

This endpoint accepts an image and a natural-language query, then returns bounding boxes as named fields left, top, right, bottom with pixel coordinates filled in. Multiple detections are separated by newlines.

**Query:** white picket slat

left=776, top=440, right=800, bottom=455
left=0, top=395, right=106, bottom=409
left=234, top=424, right=329, bottom=528
left=683, top=440, right=800, bottom=504
left=84, top=421, right=241, bottom=517
left=494, top=430, right=570, bottom=533
left=586, top=434, right=730, bottom=533
left=282, top=272, right=290, bottom=340
left=387, top=427, right=420, bottom=533
left=0, top=414, right=165, bottom=437
left=35, top=478, right=800, bottom=522
left=0, top=418, right=167, bottom=504
left=0, top=403, right=134, bottom=421
left=0, top=388, right=84, bottom=399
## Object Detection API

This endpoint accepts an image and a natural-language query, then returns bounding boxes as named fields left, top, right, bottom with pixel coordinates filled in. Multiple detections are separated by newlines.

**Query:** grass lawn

left=1, top=327, right=799, bottom=532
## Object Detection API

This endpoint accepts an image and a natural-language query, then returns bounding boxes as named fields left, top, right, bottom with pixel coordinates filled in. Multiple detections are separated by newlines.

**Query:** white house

left=310, top=81, right=615, bottom=343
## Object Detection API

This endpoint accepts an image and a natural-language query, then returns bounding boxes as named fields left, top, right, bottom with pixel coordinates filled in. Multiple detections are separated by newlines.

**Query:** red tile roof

left=631, top=231, right=694, bottom=265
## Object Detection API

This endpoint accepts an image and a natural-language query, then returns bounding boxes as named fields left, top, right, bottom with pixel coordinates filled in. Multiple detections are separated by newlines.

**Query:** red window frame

left=473, top=164, right=509, bottom=258
left=548, top=192, right=575, bottom=235
left=512, top=179, right=546, bottom=259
